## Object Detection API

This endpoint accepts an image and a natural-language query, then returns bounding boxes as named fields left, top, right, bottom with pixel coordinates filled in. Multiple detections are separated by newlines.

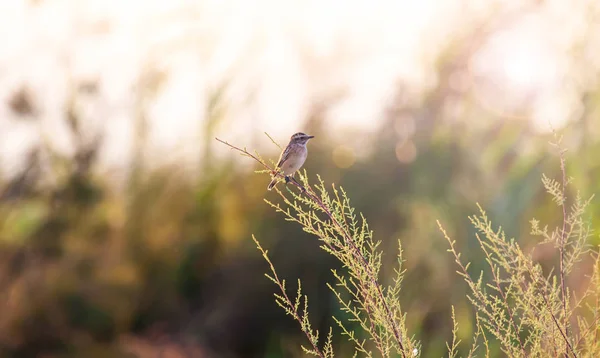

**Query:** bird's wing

left=276, top=146, right=291, bottom=168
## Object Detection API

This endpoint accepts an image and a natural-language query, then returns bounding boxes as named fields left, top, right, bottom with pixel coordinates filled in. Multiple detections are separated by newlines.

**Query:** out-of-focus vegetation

left=1, top=0, right=600, bottom=357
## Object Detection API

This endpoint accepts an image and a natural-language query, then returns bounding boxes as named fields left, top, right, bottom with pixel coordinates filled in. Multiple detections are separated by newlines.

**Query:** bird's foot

left=285, top=176, right=290, bottom=183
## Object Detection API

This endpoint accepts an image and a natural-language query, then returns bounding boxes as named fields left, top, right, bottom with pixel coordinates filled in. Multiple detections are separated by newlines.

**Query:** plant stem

left=558, top=151, right=570, bottom=348
left=215, top=137, right=409, bottom=357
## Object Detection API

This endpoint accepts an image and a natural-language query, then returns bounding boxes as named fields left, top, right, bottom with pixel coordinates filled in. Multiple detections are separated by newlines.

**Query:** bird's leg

left=288, top=174, right=306, bottom=193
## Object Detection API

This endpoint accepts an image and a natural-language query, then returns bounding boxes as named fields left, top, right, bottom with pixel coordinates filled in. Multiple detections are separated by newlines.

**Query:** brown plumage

left=267, top=132, right=314, bottom=190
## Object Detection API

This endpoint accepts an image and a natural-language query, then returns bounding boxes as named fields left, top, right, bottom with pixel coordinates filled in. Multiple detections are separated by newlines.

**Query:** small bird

left=267, top=132, right=315, bottom=190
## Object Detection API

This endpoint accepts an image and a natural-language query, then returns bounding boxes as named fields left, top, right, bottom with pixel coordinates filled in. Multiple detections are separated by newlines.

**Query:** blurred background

left=1, top=0, right=600, bottom=357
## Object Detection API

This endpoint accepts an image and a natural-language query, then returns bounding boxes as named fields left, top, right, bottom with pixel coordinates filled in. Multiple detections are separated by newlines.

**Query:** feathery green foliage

left=439, top=138, right=600, bottom=357
left=217, top=134, right=600, bottom=358
left=216, top=136, right=418, bottom=358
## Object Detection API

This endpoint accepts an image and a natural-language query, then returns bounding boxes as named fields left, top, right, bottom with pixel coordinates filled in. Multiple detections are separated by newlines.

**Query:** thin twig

left=522, top=261, right=577, bottom=357
left=476, top=234, right=527, bottom=356
left=360, top=279, right=386, bottom=356
left=550, top=133, right=573, bottom=357
left=253, top=236, right=326, bottom=358
left=439, top=223, right=508, bottom=355
left=332, top=186, right=386, bottom=354
left=558, top=146, right=570, bottom=346
left=264, top=132, right=283, bottom=150
left=574, top=315, right=600, bottom=349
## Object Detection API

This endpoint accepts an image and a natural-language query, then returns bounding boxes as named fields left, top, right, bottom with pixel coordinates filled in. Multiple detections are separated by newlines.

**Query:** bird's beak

left=307, top=135, right=315, bottom=139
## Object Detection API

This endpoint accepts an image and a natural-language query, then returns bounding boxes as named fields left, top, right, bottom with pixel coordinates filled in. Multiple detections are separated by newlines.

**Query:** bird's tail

left=267, top=177, right=278, bottom=191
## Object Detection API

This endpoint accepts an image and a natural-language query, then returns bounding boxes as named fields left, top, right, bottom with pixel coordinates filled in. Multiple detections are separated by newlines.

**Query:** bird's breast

left=281, top=148, right=307, bottom=174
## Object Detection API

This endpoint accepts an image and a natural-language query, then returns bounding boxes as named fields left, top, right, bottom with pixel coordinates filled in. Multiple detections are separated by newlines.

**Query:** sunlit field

left=1, top=0, right=600, bottom=357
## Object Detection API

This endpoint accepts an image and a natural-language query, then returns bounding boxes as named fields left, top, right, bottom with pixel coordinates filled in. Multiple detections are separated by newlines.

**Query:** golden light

left=332, top=145, right=356, bottom=169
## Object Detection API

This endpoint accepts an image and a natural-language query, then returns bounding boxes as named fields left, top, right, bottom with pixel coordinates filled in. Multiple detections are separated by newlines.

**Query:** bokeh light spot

left=394, top=114, right=416, bottom=138
left=332, top=145, right=356, bottom=169
left=395, top=140, right=417, bottom=164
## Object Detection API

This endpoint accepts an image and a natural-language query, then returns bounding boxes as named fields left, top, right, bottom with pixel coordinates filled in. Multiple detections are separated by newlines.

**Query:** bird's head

left=290, top=132, right=315, bottom=145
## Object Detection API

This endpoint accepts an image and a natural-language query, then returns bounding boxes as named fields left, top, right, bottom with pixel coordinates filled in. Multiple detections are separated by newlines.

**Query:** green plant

left=216, top=135, right=600, bottom=358
left=216, top=136, right=418, bottom=358
left=439, top=138, right=600, bottom=357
